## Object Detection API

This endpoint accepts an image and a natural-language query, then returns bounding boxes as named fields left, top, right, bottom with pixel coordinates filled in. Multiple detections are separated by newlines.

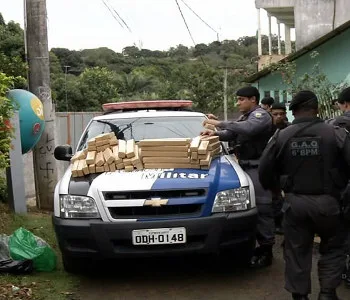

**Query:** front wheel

left=62, top=254, right=89, bottom=274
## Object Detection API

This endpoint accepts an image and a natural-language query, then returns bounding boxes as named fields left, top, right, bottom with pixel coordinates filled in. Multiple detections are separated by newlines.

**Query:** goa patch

left=289, top=137, right=321, bottom=157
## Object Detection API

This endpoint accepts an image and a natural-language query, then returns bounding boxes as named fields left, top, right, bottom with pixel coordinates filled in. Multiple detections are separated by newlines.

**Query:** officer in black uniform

left=202, top=86, right=275, bottom=268
left=327, top=87, right=350, bottom=287
left=258, top=90, right=350, bottom=300
left=261, top=96, right=275, bottom=112
left=270, top=102, right=291, bottom=234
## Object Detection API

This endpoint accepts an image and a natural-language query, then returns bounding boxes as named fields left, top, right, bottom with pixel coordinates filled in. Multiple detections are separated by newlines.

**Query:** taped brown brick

left=103, top=148, right=115, bottom=164
left=88, top=164, right=96, bottom=174
left=201, top=136, right=219, bottom=144
left=96, top=166, right=105, bottom=173
left=126, top=139, right=136, bottom=158
left=96, top=139, right=110, bottom=147
left=144, top=163, right=201, bottom=169
left=198, top=140, right=210, bottom=155
left=104, top=163, right=110, bottom=172
left=77, top=160, right=85, bottom=177
left=191, top=152, right=198, bottom=160
left=131, top=145, right=141, bottom=166
left=109, top=163, right=116, bottom=172
left=116, top=163, right=125, bottom=170
left=123, top=158, right=133, bottom=166
left=140, top=150, right=189, bottom=158
left=87, top=138, right=96, bottom=147
left=138, top=138, right=191, bottom=147
left=208, top=141, right=220, bottom=151
left=86, top=151, right=96, bottom=165
left=135, top=163, right=143, bottom=170
left=125, top=165, right=134, bottom=172
left=204, top=123, right=216, bottom=131
left=88, top=145, right=97, bottom=151
left=112, top=146, right=122, bottom=164
left=190, top=136, right=201, bottom=152
left=94, top=134, right=106, bottom=143
left=118, top=140, right=127, bottom=158
left=138, top=146, right=189, bottom=152
left=200, top=153, right=212, bottom=166
left=71, top=160, right=80, bottom=177
left=110, top=137, right=118, bottom=146
left=95, top=151, right=105, bottom=167
left=71, top=150, right=86, bottom=163
left=82, top=160, right=90, bottom=176
left=143, top=157, right=191, bottom=163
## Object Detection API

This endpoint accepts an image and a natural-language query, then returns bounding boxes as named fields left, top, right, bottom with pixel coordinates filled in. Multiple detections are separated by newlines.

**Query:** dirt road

left=78, top=236, right=349, bottom=300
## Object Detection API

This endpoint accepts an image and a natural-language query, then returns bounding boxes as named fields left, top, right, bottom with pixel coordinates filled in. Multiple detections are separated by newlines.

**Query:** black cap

left=261, top=97, right=275, bottom=106
left=236, top=86, right=260, bottom=102
left=337, top=87, right=350, bottom=104
left=271, top=102, right=286, bottom=111
left=289, top=90, right=318, bottom=111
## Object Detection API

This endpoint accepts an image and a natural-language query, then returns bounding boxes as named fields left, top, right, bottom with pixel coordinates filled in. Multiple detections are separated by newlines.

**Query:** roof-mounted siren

left=102, top=100, right=193, bottom=113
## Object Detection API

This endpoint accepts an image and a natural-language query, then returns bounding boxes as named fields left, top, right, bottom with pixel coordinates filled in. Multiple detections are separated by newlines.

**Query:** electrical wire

left=105, top=0, right=132, bottom=33
left=180, top=0, right=219, bottom=40
left=174, top=0, right=206, bottom=66
left=101, top=0, right=124, bottom=28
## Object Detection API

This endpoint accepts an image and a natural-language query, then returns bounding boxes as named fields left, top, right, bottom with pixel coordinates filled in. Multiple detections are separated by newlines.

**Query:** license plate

left=132, top=227, right=186, bottom=245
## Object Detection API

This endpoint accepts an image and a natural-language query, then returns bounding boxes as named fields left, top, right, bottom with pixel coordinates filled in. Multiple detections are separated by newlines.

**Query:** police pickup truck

left=53, top=100, right=257, bottom=272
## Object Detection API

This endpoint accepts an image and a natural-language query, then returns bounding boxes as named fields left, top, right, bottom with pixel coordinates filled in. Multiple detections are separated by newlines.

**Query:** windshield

left=77, top=115, right=206, bottom=151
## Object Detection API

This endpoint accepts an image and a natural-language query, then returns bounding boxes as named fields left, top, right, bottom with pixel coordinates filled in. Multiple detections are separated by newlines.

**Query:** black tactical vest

left=277, top=120, right=347, bottom=197
left=234, top=110, right=274, bottom=160
left=333, top=114, right=350, bottom=132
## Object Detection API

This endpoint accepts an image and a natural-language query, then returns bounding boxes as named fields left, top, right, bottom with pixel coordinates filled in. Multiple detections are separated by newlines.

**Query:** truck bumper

left=53, top=208, right=258, bottom=259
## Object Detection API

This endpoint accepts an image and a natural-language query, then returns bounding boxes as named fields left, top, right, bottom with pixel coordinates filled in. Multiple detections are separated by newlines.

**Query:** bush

left=0, top=72, right=15, bottom=202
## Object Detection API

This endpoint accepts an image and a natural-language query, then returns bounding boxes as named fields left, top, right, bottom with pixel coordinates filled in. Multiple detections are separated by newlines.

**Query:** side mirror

left=54, top=145, right=73, bottom=161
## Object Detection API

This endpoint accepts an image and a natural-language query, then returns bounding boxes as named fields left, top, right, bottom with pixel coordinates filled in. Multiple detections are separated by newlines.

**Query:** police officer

left=270, top=102, right=291, bottom=234
left=261, top=96, right=275, bottom=112
left=327, top=87, right=350, bottom=286
left=258, top=90, right=350, bottom=300
left=327, top=87, right=350, bottom=130
left=202, top=86, right=275, bottom=268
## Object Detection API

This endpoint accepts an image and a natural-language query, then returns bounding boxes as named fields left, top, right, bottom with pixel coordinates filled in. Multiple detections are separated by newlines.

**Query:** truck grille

left=103, top=189, right=206, bottom=200
left=108, top=204, right=203, bottom=219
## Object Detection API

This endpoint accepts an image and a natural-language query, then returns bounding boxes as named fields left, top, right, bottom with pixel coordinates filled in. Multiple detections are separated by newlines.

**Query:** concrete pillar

left=268, top=13, right=272, bottom=55
left=257, top=8, right=262, bottom=56
left=285, top=24, right=292, bottom=54
left=277, top=21, right=281, bottom=55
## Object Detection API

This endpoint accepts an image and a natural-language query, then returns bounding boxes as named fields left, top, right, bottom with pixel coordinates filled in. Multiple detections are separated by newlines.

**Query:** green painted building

left=246, top=20, right=350, bottom=120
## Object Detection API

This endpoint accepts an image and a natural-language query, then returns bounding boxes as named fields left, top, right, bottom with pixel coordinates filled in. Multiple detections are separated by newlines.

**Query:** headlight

left=60, top=195, right=100, bottom=218
left=212, top=187, right=250, bottom=213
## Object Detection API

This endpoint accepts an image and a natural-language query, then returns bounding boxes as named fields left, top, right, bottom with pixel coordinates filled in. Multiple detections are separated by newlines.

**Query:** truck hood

left=67, top=155, right=244, bottom=197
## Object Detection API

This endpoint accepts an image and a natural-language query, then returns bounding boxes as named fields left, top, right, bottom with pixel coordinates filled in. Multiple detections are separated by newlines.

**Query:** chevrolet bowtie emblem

left=144, top=198, right=168, bottom=207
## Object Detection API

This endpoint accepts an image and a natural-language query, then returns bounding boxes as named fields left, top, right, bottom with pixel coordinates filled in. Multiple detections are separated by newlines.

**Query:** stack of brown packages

left=70, top=135, right=222, bottom=177
left=71, top=132, right=143, bottom=177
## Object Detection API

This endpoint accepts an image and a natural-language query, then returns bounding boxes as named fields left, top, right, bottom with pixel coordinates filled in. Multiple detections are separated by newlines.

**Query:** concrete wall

left=294, top=0, right=334, bottom=50
left=257, top=0, right=350, bottom=50
left=255, top=0, right=295, bottom=9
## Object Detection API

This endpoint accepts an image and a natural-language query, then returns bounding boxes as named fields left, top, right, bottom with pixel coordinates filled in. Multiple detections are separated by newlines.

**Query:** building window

left=282, top=90, right=287, bottom=103
left=264, top=91, right=270, bottom=98
left=274, top=90, right=280, bottom=102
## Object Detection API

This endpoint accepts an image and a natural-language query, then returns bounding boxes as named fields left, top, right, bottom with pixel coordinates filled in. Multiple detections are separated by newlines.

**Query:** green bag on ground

left=8, top=227, right=56, bottom=272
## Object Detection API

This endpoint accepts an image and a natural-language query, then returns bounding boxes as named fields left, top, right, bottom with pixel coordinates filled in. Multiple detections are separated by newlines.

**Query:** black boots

left=250, top=245, right=273, bottom=268
left=292, top=293, right=309, bottom=300
left=318, top=288, right=341, bottom=300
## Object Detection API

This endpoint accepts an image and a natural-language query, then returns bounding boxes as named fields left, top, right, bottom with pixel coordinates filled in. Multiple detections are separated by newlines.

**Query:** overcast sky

left=1, top=0, right=294, bottom=52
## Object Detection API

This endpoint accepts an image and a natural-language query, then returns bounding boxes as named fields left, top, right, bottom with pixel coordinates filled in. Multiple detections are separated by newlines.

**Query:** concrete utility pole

left=26, top=0, right=58, bottom=210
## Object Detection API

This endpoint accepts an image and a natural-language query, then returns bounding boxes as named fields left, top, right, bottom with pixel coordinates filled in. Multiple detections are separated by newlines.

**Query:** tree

left=116, top=73, right=154, bottom=100
left=78, top=67, right=119, bottom=110
left=0, top=72, right=15, bottom=202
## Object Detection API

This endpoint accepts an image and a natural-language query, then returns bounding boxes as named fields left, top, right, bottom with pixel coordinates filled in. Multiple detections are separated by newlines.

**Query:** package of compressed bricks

left=70, top=133, right=222, bottom=177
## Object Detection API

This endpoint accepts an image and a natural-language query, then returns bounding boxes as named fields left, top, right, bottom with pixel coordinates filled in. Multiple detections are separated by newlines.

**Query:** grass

left=0, top=203, right=79, bottom=300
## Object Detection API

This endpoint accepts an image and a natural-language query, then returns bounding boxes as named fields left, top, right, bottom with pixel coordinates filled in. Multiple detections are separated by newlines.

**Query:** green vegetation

left=0, top=204, right=78, bottom=300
